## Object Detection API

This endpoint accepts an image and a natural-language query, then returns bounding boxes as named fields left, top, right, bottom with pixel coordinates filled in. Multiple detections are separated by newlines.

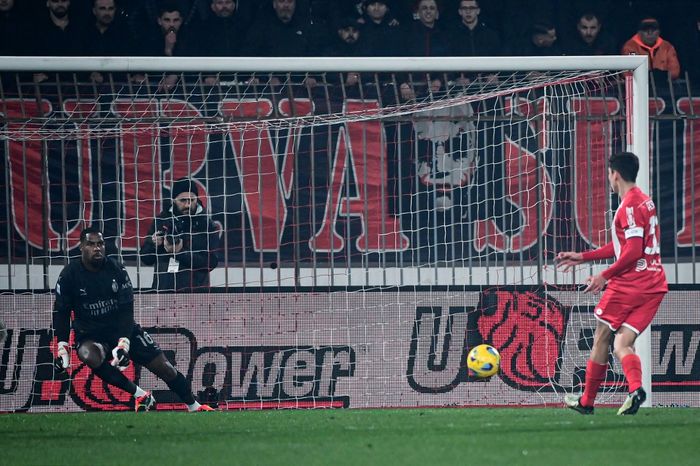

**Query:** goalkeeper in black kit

left=52, top=226, right=213, bottom=412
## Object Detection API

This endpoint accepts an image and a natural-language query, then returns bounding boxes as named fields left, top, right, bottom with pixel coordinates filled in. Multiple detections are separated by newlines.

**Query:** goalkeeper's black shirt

left=53, top=256, right=134, bottom=342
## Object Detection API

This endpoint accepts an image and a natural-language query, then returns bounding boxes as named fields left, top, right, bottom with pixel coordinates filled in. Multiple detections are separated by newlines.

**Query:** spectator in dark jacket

left=326, top=16, right=363, bottom=57
left=0, top=0, right=28, bottom=90
left=450, top=0, right=501, bottom=57
left=0, top=0, right=28, bottom=55
left=402, top=0, right=451, bottom=57
left=565, top=11, right=617, bottom=56
left=244, top=0, right=324, bottom=87
left=191, top=0, right=247, bottom=56
left=515, top=20, right=563, bottom=56
left=27, top=0, right=84, bottom=83
left=138, top=1, right=198, bottom=91
left=678, top=13, right=700, bottom=79
left=140, top=178, right=219, bottom=292
left=359, top=0, right=401, bottom=56
left=81, top=0, right=135, bottom=84
left=82, top=0, right=133, bottom=57
left=124, top=0, right=193, bottom=39
left=244, top=0, right=322, bottom=57
left=323, top=16, right=366, bottom=88
left=28, top=0, right=83, bottom=57
left=141, top=1, right=194, bottom=57
left=449, top=0, right=501, bottom=85
left=399, top=0, right=451, bottom=100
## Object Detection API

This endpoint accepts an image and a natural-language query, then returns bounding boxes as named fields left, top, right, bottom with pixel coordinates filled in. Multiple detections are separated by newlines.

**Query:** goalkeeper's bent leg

left=165, top=372, right=196, bottom=406
left=144, top=353, right=198, bottom=408
left=93, top=362, right=138, bottom=395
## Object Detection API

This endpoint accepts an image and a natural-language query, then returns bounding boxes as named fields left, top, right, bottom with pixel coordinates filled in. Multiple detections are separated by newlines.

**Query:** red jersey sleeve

left=602, top=237, right=643, bottom=280
left=618, top=202, right=647, bottom=242
left=582, top=242, right=615, bottom=261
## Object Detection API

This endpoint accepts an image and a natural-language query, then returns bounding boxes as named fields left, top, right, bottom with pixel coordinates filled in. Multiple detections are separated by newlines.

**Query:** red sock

left=580, top=360, right=607, bottom=407
left=621, top=354, right=643, bottom=393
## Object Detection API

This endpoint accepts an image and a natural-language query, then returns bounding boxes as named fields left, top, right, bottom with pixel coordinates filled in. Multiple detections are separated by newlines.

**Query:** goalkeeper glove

left=110, top=337, right=131, bottom=371
left=54, top=341, right=70, bottom=373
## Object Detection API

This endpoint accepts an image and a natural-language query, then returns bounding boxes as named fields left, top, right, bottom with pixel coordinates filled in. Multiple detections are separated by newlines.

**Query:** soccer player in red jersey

left=557, top=151, right=668, bottom=415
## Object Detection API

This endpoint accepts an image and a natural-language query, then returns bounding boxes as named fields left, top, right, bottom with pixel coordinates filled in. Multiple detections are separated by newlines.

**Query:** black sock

left=165, top=372, right=195, bottom=405
left=93, top=363, right=137, bottom=395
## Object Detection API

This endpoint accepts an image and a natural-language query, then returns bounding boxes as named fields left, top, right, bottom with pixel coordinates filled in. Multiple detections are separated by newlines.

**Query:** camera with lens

left=158, top=224, right=181, bottom=245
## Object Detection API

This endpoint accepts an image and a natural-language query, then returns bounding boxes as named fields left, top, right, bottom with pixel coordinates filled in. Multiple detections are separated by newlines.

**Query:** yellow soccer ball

left=467, top=344, right=500, bottom=378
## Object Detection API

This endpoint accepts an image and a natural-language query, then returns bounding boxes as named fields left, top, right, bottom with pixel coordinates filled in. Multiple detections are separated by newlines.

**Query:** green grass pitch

left=3, top=407, right=699, bottom=466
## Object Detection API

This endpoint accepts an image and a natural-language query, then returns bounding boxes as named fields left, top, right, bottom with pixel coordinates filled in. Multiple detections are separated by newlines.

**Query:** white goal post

left=0, top=55, right=656, bottom=411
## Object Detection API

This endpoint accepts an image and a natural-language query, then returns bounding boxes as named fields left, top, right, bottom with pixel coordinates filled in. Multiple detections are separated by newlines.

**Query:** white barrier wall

left=1, top=289, right=698, bottom=412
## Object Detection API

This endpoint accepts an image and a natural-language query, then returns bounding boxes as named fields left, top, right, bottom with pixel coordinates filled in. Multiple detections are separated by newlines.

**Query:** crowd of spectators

left=1, top=0, right=700, bottom=80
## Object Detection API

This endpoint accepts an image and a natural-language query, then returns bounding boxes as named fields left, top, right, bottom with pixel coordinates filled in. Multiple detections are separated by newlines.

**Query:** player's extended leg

left=144, top=353, right=212, bottom=412
left=564, top=322, right=612, bottom=414
left=77, top=340, right=139, bottom=396
left=582, top=322, right=613, bottom=406
left=614, top=327, right=646, bottom=415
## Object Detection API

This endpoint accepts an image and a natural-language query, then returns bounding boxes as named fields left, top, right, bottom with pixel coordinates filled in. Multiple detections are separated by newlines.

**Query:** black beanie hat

left=171, top=178, right=199, bottom=199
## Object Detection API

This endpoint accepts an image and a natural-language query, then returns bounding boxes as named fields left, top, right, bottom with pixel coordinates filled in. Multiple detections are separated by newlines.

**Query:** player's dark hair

left=159, top=0, right=182, bottom=16
left=458, top=0, right=479, bottom=7
left=579, top=11, right=600, bottom=23
left=609, top=151, right=639, bottom=182
left=93, top=0, right=115, bottom=7
left=80, top=225, right=103, bottom=243
left=531, top=21, right=555, bottom=36
left=413, top=0, right=442, bottom=13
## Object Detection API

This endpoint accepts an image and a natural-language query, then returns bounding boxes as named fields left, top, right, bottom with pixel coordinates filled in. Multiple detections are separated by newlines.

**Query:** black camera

left=158, top=225, right=181, bottom=245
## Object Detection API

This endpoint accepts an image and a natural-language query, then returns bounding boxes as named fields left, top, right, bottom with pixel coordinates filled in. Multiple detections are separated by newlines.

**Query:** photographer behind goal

left=140, top=178, right=219, bottom=292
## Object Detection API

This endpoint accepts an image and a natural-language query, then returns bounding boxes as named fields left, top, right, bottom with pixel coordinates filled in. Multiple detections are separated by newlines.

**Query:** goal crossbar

left=0, top=55, right=648, bottom=73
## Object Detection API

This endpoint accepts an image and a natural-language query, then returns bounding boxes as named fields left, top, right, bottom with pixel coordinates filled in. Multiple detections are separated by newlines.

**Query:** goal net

left=1, top=56, right=665, bottom=412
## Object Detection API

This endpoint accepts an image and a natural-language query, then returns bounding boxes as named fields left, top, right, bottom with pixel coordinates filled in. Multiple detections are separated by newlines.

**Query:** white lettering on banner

left=319, top=349, right=353, bottom=397
left=283, top=351, right=316, bottom=397
left=191, top=350, right=227, bottom=398
left=232, top=352, right=281, bottom=398
left=653, top=330, right=700, bottom=376
left=0, top=292, right=698, bottom=412
left=192, top=346, right=354, bottom=402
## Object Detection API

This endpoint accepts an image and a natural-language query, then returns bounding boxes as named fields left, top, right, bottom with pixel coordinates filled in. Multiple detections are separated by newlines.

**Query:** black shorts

left=75, top=324, right=163, bottom=366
